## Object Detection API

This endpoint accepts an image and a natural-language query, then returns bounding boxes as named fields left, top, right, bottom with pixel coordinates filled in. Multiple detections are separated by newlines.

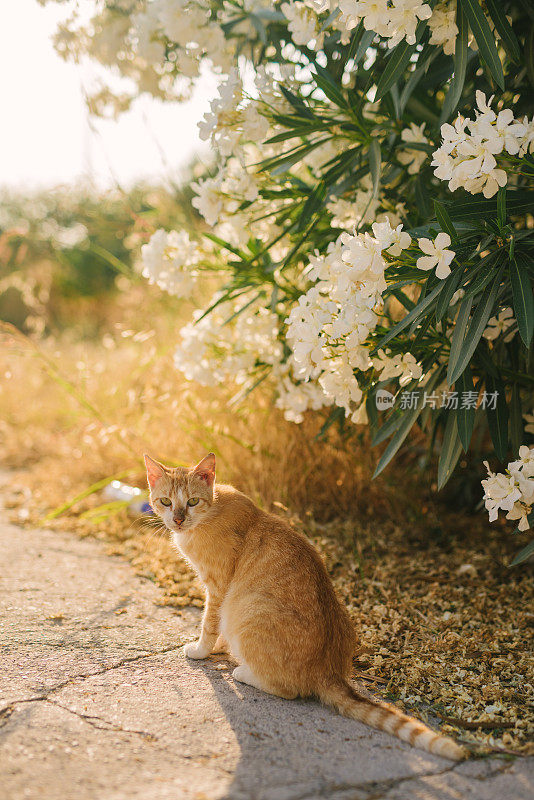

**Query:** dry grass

left=1, top=288, right=533, bottom=756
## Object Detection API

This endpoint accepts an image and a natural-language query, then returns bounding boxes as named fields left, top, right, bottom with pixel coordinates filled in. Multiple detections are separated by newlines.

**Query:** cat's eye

left=187, top=497, right=200, bottom=507
left=159, top=497, right=172, bottom=507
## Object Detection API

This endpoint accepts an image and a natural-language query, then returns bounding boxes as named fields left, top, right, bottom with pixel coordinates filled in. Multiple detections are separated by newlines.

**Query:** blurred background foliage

left=0, top=177, right=201, bottom=335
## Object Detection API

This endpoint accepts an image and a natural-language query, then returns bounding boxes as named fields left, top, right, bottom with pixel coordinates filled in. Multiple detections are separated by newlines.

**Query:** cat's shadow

left=187, top=655, right=445, bottom=800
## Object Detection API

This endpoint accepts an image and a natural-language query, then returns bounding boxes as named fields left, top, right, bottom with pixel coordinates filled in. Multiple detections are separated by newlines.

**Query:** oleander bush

left=42, top=0, right=534, bottom=556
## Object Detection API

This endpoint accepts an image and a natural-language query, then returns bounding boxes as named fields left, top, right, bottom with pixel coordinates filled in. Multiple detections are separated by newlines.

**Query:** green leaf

left=415, top=173, right=432, bottom=219
left=372, top=407, right=404, bottom=446
left=279, top=85, right=315, bottom=119
left=313, top=63, right=348, bottom=109
left=441, top=18, right=471, bottom=119
left=485, top=0, right=521, bottom=63
left=374, top=20, right=428, bottom=101
left=354, top=29, right=375, bottom=66
left=442, top=190, right=534, bottom=219
left=435, top=266, right=465, bottom=322
left=298, top=182, right=328, bottom=231
left=399, top=46, right=437, bottom=112
left=510, top=257, right=534, bottom=347
left=447, top=270, right=502, bottom=385
left=372, top=369, right=444, bottom=478
left=459, top=0, right=505, bottom=90
left=368, top=139, right=381, bottom=199
left=509, top=538, right=534, bottom=567
left=526, top=23, right=534, bottom=88
left=434, top=200, right=457, bottom=242
left=485, top=374, right=509, bottom=461
left=510, top=384, right=523, bottom=457
left=372, top=398, right=424, bottom=478
left=455, top=369, right=476, bottom=451
left=447, top=293, right=473, bottom=385
left=44, top=470, right=134, bottom=520
left=372, top=281, right=445, bottom=353
left=438, top=413, right=463, bottom=489
left=497, top=186, right=506, bottom=229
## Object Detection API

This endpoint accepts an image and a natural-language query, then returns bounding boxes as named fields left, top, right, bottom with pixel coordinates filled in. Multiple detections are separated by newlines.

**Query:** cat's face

left=144, top=453, right=216, bottom=534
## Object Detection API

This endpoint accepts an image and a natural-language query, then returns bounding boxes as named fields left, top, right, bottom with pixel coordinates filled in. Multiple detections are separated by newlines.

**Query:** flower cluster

left=483, top=307, right=517, bottom=343
left=482, top=447, right=534, bottom=532
left=174, top=294, right=283, bottom=386
left=432, top=92, right=534, bottom=198
left=285, top=219, right=417, bottom=419
left=338, top=0, right=432, bottom=49
left=140, top=229, right=201, bottom=298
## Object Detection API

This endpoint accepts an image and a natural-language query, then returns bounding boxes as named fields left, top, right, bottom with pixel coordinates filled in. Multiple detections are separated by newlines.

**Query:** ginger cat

left=144, top=452, right=465, bottom=761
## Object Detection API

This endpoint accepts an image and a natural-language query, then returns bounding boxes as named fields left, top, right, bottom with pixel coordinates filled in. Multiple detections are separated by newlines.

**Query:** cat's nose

left=173, top=512, right=185, bottom=526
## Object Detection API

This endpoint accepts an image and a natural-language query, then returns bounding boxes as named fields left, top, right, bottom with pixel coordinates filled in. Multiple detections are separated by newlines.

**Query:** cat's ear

left=144, top=454, right=167, bottom=488
left=192, top=453, right=216, bottom=487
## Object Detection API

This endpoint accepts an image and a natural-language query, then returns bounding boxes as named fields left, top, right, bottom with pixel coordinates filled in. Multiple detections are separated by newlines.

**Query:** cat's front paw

left=184, top=640, right=211, bottom=659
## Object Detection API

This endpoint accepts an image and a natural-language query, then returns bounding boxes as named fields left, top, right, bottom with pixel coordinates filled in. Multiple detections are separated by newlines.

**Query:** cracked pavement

left=1, top=521, right=532, bottom=800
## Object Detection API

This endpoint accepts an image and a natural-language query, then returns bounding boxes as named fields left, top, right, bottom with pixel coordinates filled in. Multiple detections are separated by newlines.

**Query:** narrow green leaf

left=313, top=63, right=348, bottom=109
left=344, top=19, right=364, bottom=66
left=372, top=281, right=445, bottom=353
left=447, top=270, right=502, bottom=385
left=372, top=399, right=423, bottom=478
left=447, top=293, right=473, bottom=385
left=510, top=257, right=534, bottom=347
left=415, top=173, right=432, bottom=219
left=510, top=384, right=523, bottom=457
left=298, top=182, right=328, bottom=230
left=462, top=260, right=499, bottom=300
left=441, top=2, right=468, bottom=122
left=526, top=23, right=534, bottom=88
left=372, top=370, right=444, bottom=478
left=455, top=369, right=476, bottom=451
left=44, top=470, right=134, bottom=520
left=375, top=20, right=428, bottom=101
left=485, top=0, right=521, bottom=62
left=399, top=46, right=437, bottom=112
left=435, top=266, right=465, bottom=322
left=368, top=139, right=381, bottom=199
left=371, top=408, right=404, bottom=447
left=438, top=413, right=463, bottom=489
left=509, top=538, right=534, bottom=567
left=497, top=187, right=506, bottom=229
left=485, top=374, right=509, bottom=461
left=442, top=189, right=534, bottom=219
left=354, top=29, right=375, bottom=66
left=279, top=85, right=315, bottom=119
left=460, top=0, right=505, bottom=90
left=434, top=200, right=457, bottom=242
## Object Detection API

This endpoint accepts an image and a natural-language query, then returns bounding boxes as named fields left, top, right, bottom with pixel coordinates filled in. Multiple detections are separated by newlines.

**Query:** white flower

left=398, top=123, right=429, bottom=174
left=509, top=446, right=534, bottom=480
left=191, top=175, right=224, bottom=227
left=140, top=229, right=200, bottom=298
left=281, top=1, right=324, bottom=50
left=524, top=411, right=534, bottom=436
left=174, top=295, right=283, bottom=387
left=450, top=288, right=465, bottom=306
left=432, top=95, right=534, bottom=198
left=373, top=349, right=423, bottom=385
left=481, top=452, right=534, bottom=531
left=483, top=308, right=516, bottom=343
left=416, top=232, right=455, bottom=279
left=275, top=375, right=329, bottom=423
left=372, top=219, right=411, bottom=256
left=481, top=465, right=522, bottom=522
left=428, top=1, right=458, bottom=55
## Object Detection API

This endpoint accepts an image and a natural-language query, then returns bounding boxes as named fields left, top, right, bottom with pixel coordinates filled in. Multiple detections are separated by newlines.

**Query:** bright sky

left=0, top=0, right=216, bottom=190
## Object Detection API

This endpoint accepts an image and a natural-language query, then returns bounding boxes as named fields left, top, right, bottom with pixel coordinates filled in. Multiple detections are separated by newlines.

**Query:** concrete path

left=1, top=521, right=532, bottom=800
